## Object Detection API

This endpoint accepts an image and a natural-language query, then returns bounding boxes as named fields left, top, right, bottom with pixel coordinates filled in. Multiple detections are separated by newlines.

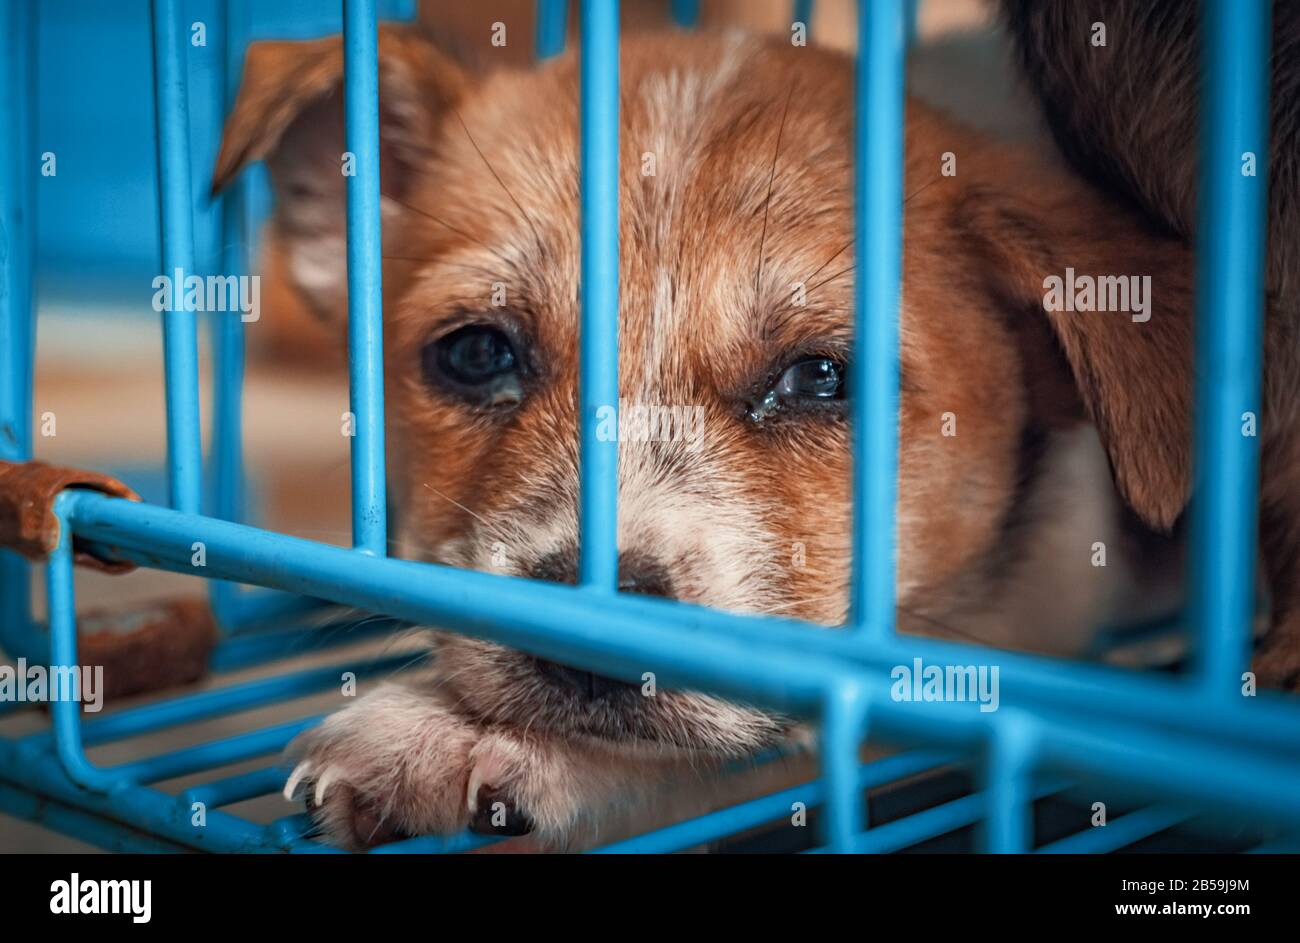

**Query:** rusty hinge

left=0, top=459, right=217, bottom=700
left=0, top=458, right=140, bottom=573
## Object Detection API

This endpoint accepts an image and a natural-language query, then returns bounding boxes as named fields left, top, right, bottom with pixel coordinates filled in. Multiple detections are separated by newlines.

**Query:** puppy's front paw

left=461, top=736, right=533, bottom=836
left=283, top=683, right=556, bottom=849
left=284, top=682, right=482, bottom=849
left=463, top=733, right=583, bottom=841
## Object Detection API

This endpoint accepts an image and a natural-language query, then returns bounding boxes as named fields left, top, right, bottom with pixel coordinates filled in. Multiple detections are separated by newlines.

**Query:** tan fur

left=215, top=28, right=1244, bottom=850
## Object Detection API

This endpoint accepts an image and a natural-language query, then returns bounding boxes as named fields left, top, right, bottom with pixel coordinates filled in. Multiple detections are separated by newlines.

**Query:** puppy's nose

left=527, top=550, right=669, bottom=701
left=533, top=657, right=636, bottom=700
left=529, top=548, right=675, bottom=599
left=616, top=555, right=673, bottom=598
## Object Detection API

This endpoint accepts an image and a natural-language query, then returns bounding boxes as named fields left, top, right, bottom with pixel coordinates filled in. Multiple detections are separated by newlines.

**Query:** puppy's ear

left=212, top=27, right=467, bottom=322
left=960, top=182, right=1195, bottom=532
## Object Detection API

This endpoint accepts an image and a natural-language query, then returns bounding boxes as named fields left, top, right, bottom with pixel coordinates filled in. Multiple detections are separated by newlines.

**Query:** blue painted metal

left=1036, top=804, right=1192, bottom=854
left=1190, top=0, right=1271, bottom=698
left=670, top=0, right=699, bottom=29
left=793, top=0, right=814, bottom=34
left=850, top=794, right=983, bottom=853
left=849, top=0, right=904, bottom=637
left=536, top=0, right=568, bottom=59
left=0, top=0, right=37, bottom=659
left=44, top=539, right=1300, bottom=765
left=819, top=681, right=869, bottom=851
left=207, top=612, right=408, bottom=670
left=48, top=489, right=1300, bottom=827
left=597, top=750, right=949, bottom=853
left=151, top=0, right=205, bottom=516
left=982, top=714, right=1035, bottom=852
left=180, top=766, right=289, bottom=810
left=578, top=0, right=620, bottom=592
left=68, top=655, right=413, bottom=747
left=64, top=495, right=1300, bottom=763
left=1, top=0, right=1296, bottom=857
left=370, top=831, right=502, bottom=854
left=209, top=0, right=252, bottom=627
left=8, top=458, right=1300, bottom=851
left=45, top=493, right=122, bottom=793
left=342, top=0, right=389, bottom=556
left=0, top=780, right=197, bottom=853
left=0, top=744, right=346, bottom=852
left=33, top=0, right=415, bottom=299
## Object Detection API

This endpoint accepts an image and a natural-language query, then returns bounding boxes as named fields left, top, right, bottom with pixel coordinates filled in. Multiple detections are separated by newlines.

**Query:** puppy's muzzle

left=533, top=657, right=636, bottom=700
left=529, top=549, right=673, bottom=701
left=530, top=547, right=674, bottom=599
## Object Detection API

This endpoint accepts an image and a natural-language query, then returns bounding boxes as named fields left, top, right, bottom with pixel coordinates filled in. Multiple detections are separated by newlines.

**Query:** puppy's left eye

left=748, top=357, right=846, bottom=421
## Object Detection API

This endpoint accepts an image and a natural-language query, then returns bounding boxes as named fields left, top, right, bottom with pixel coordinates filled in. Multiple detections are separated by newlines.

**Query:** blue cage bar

left=343, top=0, right=390, bottom=557
left=0, top=0, right=38, bottom=662
left=1, top=0, right=1299, bottom=855
left=1190, top=0, right=1271, bottom=699
left=578, top=0, right=621, bottom=592
left=152, top=0, right=205, bottom=517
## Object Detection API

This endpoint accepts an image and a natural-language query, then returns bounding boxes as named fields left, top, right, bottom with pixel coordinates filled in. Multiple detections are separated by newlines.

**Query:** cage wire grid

left=0, top=0, right=1298, bottom=854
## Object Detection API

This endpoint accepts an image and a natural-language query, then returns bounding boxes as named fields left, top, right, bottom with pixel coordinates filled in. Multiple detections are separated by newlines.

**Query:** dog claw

left=283, top=761, right=312, bottom=802
left=466, top=763, right=486, bottom=814
left=314, top=768, right=339, bottom=807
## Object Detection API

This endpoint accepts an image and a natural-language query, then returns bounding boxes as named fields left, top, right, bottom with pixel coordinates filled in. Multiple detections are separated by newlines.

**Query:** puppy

left=999, top=0, right=1300, bottom=686
left=211, top=24, right=1268, bottom=850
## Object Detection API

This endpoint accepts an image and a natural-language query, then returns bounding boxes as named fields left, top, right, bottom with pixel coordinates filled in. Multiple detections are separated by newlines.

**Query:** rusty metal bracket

left=1, top=460, right=217, bottom=699
left=0, top=458, right=140, bottom=573
left=77, top=598, right=218, bottom=701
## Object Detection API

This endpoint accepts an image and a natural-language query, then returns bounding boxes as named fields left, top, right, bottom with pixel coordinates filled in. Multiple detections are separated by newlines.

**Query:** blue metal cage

left=0, top=0, right=1297, bottom=854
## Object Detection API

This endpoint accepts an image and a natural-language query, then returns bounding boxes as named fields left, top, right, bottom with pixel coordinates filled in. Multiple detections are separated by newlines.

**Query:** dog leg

left=284, top=680, right=485, bottom=849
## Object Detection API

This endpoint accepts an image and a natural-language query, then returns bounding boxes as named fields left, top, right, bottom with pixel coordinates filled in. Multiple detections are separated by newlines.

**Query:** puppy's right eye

left=422, top=324, right=523, bottom=406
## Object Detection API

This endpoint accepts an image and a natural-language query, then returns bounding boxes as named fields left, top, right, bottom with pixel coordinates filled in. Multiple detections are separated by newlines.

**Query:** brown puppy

left=999, top=0, right=1300, bottom=686
left=215, top=27, right=1211, bottom=849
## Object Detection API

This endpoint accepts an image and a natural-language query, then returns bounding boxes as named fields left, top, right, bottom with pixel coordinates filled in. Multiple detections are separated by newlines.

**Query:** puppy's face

left=217, top=30, right=1194, bottom=756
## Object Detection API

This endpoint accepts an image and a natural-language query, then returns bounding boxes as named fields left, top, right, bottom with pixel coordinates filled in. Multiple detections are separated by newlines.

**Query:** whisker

left=804, top=238, right=852, bottom=286
left=382, top=255, right=509, bottom=284
left=796, top=179, right=935, bottom=297
left=450, top=107, right=548, bottom=260
left=895, top=603, right=988, bottom=645
left=750, top=593, right=988, bottom=646
left=806, top=262, right=855, bottom=297
left=379, top=188, right=518, bottom=270
left=903, top=177, right=940, bottom=208
left=422, top=483, right=492, bottom=529
left=754, top=85, right=796, bottom=296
